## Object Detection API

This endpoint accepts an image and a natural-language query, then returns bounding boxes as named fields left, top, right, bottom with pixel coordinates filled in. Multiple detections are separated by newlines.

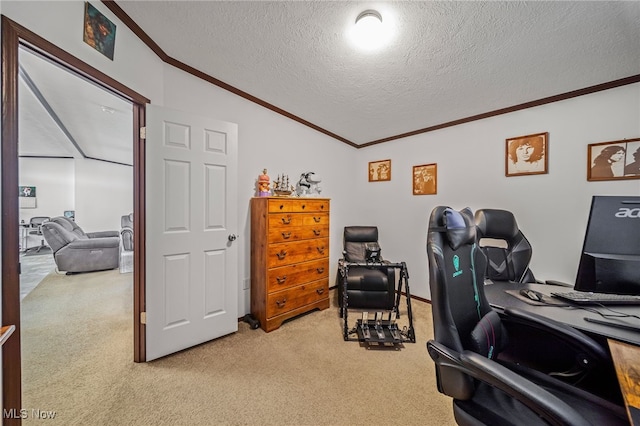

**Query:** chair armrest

left=428, top=340, right=592, bottom=426
left=67, top=236, right=120, bottom=249
left=461, top=349, right=593, bottom=426
left=87, top=230, right=120, bottom=238
left=503, top=307, right=609, bottom=364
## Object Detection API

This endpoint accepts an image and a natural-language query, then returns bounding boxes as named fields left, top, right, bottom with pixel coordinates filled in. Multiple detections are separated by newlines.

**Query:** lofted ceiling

left=19, top=47, right=133, bottom=166
left=18, top=1, right=640, bottom=164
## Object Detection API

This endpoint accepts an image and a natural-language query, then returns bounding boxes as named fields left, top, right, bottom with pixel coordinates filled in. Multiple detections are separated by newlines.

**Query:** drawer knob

left=276, top=299, right=287, bottom=308
left=281, top=232, right=291, bottom=239
left=301, top=204, right=306, bottom=209
left=313, top=229, right=321, bottom=236
left=281, top=215, right=292, bottom=224
left=313, top=216, right=321, bottom=223
left=316, top=267, right=324, bottom=274
left=276, top=275, right=287, bottom=284
left=317, top=246, right=325, bottom=254
left=279, top=204, right=284, bottom=210
left=276, top=250, right=287, bottom=260
left=316, top=288, right=325, bottom=295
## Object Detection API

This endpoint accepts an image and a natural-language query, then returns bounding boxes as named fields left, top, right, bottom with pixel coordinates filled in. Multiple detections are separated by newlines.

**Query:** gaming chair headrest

left=475, top=209, right=519, bottom=240
left=344, top=226, right=378, bottom=243
left=443, top=207, right=476, bottom=250
left=343, top=226, right=379, bottom=263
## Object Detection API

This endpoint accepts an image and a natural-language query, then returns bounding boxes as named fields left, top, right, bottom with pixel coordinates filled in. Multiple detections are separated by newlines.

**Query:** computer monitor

left=574, top=196, right=640, bottom=295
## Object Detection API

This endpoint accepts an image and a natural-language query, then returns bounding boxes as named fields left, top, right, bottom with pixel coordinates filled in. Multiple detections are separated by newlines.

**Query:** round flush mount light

left=349, top=9, right=393, bottom=52
left=356, top=9, right=382, bottom=27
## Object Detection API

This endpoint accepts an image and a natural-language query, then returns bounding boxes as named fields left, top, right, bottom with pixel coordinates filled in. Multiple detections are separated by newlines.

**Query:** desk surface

left=484, top=281, right=640, bottom=347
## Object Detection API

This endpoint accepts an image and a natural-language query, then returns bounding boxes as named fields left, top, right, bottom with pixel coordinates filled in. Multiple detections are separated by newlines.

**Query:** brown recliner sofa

left=42, top=216, right=120, bottom=273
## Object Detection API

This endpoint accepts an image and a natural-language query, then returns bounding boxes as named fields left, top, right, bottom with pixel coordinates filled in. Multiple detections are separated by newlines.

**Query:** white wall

left=74, top=159, right=133, bottom=233
left=18, top=157, right=132, bottom=235
left=356, top=84, right=640, bottom=298
left=18, top=157, right=74, bottom=224
left=2, top=1, right=640, bottom=310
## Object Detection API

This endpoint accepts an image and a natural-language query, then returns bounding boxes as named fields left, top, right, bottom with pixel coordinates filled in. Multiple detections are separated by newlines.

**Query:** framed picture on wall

left=368, top=159, right=391, bottom=182
left=413, top=163, right=437, bottom=195
left=505, top=132, right=548, bottom=177
left=587, top=138, right=640, bottom=181
left=19, top=186, right=36, bottom=197
left=83, top=2, right=117, bottom=60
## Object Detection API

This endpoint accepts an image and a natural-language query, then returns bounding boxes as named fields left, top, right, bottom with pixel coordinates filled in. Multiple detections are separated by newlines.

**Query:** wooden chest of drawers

left=251, top=197, right=330, bottom=332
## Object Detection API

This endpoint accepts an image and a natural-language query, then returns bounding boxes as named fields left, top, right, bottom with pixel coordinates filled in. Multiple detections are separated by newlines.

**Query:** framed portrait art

left=505, top=132, right=548, bottom=177
left=587, top=138, right=640, bottom=181
left=413, top=163, right=437, bottom=195
left=369, top=159, right=391, bottom=182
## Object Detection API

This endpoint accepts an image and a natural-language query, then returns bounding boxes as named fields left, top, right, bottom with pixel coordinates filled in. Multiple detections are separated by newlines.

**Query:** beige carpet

left=21, top=270, right=455, bottom=425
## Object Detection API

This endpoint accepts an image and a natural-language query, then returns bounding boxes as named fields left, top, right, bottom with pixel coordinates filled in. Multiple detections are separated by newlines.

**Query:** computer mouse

left=520, top=288, right=543, bottom=302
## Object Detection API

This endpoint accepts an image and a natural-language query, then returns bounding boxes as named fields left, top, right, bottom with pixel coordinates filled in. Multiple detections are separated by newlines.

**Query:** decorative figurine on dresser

left=257, top=169, right=271, bottom=197
left=250, top=197, right=330, bottom=331
left=295, top=171, right=322, bottom=197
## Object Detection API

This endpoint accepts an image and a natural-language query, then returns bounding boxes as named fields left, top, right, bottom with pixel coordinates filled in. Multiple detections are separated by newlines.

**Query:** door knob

left=228, top=234, right=237, bottom=242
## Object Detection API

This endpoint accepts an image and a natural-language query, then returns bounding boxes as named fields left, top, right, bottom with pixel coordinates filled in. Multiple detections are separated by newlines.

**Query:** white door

left=145, top=105, right=238, bottom=361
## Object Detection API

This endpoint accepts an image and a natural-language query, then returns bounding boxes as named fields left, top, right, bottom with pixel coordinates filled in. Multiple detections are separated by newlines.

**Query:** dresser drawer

left=267, top=238, right=329, bottom=268
left=267, top=259, right=329, bottom=292
left=268, top=212, right=329, bottom=229
left=268, top=199, right=330, bottom=213
left=268, top=224, right=329, bottom=243
left=268, top=199, right=296, bottom=213
left=266, top=279, right=329, bottom=318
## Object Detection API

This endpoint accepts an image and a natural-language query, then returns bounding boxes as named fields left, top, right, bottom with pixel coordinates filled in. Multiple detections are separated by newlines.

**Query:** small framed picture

left=369, top=159, right=391, bottom=182
left=505, top=132, right=548, bottom=177
left=19, top=186, right=36, bottom=197
left=413, top=163, right=437, bottom=195
left=83, top=2, right=117, bottom=60
left=587, top=138, right=640, bottom=181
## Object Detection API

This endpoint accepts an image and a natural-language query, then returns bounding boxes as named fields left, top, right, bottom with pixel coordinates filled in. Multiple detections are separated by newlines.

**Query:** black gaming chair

left=474, top=208, right=537, bottom=283
left=337, top=226, right=396, bottom=310
left=426, top=206, right=627, bottom=426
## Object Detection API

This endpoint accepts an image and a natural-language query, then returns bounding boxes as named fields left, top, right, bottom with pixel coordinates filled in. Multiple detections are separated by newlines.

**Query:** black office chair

left=337, top=226, right=396, bottom=310
left=474, top=208, right=537, bottom=283
left=426, top=206, right=627, bottom=426
left=26, top=216, right=50, bottom=253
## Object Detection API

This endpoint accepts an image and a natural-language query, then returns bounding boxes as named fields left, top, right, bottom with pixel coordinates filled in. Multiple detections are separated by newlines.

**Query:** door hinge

left=140, top=311, right=147, bottom=324
left=139, top=127, right=146, bottom=139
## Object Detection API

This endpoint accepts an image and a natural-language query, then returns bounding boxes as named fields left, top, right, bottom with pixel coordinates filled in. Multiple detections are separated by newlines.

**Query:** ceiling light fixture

left=100, top=105, right=116, bottom=114
left=350, top=9, right=391, bottom=52
left=356, top=9, right=382, bottom=27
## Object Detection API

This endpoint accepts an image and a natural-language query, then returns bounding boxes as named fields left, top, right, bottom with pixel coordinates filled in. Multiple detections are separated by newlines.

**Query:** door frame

left=2, top=16, right=149, bottom=420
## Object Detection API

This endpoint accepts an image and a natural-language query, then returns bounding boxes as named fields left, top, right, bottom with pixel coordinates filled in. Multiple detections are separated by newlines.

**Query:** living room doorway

left=2, top=16, right=149, bottom=416
left=17, top=45, right=134, bottom=300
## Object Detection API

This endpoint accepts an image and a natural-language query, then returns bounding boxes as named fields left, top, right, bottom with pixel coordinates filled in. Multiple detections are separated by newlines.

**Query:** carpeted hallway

left=20, top=269, right=455, bottom=425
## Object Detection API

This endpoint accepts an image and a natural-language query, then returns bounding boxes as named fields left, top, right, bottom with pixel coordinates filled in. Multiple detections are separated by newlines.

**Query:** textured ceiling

left=17, top=1, right=640, bottom=163
left=116, top=1, right=640, bottom=145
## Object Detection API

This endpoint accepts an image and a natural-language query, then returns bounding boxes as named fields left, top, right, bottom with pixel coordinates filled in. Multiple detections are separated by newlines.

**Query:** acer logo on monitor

left=615, top=208, right=640, bottom=218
